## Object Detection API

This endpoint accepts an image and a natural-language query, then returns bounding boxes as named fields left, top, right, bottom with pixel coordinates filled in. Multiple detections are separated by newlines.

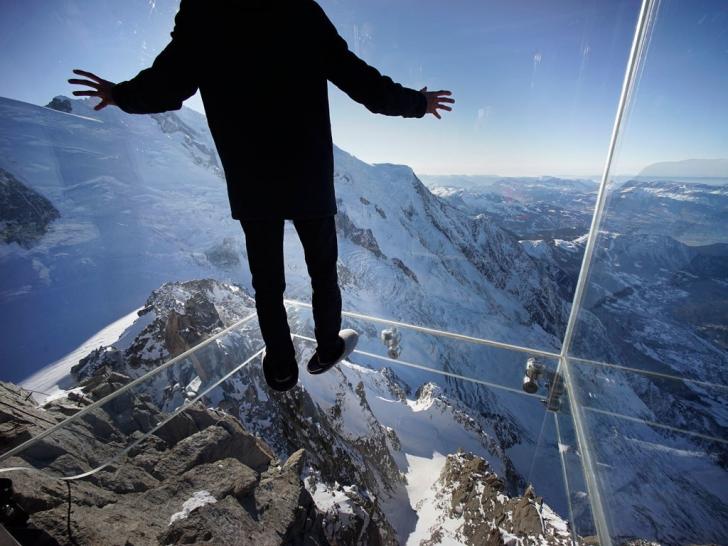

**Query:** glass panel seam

left=583, top=406, right=728, bottom=446
left=571, top=356, right=728, bottom=392
left=290, top=333, right=545, bottom=399
left=285, top=299, right=561, bottom=359
left=557, top=1, right=659, bottom=544
left=554, top=412, right=580, bottom=545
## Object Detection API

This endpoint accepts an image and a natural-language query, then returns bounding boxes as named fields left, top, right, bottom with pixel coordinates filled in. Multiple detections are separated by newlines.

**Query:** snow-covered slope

left=0, top=95, right=566, bottom=383
left=0, top=96, right=248, bottom=382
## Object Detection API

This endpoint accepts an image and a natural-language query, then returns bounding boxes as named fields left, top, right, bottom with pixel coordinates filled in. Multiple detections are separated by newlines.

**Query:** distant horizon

left=6, top=92, right=728, bottom=184
left=418, top=172, right=728, bottom=183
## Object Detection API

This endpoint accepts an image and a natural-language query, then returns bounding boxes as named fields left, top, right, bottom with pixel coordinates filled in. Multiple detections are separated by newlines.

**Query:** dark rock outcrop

left=46, top=96, right=72, bottom=113
left=335, top=207, right=386, bottom=259
left=0, top=381, right=340, bottom=546
left=424, top=451, right=575, bottom=545
left=0, top=168, right=60, bottom=248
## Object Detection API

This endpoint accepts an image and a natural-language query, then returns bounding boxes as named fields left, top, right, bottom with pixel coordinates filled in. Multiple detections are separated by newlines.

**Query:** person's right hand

left=420, top=87, right=454, bottom=119
left=68, top=69, right=117, bottom=111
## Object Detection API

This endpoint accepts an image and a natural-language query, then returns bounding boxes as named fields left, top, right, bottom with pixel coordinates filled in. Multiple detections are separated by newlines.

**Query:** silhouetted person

left=70, top=0, right=453, bottom=391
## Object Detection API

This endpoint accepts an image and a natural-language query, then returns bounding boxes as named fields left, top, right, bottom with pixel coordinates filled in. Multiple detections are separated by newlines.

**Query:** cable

left=284, top=299, right=561, bottom=360
left=0, top=400, right=59, bottom=429
left=65, top=481, right=79, bottom=546
left=290, top=332, right=542, bottom=399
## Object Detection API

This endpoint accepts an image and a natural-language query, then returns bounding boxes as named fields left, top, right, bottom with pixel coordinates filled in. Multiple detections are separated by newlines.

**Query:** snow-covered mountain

left=430, top=175, right=728, bottom=247
left=606, top=180, right=728, bottom=245
left=0, top=94, right=566, bottom=383
left=0, top=95, right=248, bottom=383
left=1, top=95, right=576, bottom=540
left=638, top=158, right=728, bottom=180
left=2, top=94, right=726, bottom=543
left=430, top=184, right=595, bottom=240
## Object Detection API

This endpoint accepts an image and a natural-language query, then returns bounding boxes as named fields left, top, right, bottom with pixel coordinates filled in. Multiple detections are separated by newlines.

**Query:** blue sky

left=0, top=0, right=725, bottom=176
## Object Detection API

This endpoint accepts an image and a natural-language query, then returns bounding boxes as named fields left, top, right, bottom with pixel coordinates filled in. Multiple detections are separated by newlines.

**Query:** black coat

left=111, top=0, right=427, bottom=220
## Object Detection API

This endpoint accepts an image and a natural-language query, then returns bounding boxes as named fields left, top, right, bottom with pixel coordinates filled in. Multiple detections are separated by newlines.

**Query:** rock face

left=71, top=279, right=258, bottom=392
left=0, top=167, right=60, bottom=248
left=45, top=96, right=73, bottom=113
left=150, top=111, right=223, bottom=177
left=0, top=381, right=335, bottom=546
left=418, top=451, right=574, bottom=545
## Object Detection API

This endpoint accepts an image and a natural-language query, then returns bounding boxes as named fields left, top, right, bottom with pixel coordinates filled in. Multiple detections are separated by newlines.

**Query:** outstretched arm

left=315, top=3, right=454, bottom=119
left=69, top=0, right=198, bottom=114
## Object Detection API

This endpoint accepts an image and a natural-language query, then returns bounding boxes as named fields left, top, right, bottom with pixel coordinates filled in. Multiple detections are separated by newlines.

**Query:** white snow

left=403, top=452, right=449, bottom=545
left=168, top=490, right=217, bottom=525
left=20, top=306, right=143, bottom=402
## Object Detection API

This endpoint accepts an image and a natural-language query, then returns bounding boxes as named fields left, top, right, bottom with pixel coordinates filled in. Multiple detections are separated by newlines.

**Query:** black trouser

left=240, top=216, right=342, bottom=362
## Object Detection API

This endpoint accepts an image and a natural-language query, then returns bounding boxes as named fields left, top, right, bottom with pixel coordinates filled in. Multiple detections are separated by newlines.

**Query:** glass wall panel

left=566, top=0, right=728, bottom=543
left=304, top=0, right=642, bottom=353
left=0, top=0, right=661, bottom=543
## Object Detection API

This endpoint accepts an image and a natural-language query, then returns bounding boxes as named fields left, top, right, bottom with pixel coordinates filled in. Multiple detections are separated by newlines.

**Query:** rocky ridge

left=2, top=279, right=576, bottom=545
left=0, top=380, right=332, bottom=545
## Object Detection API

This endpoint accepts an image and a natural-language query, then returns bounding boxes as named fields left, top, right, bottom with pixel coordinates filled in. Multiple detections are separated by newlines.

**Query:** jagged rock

left=205, top=237, right=241, bottom=269
left=421, top=451, right=574, bottom=545
left=282, top=448, right=307, bottom=475
left=150, top=111, right=223, bottom=176
left=72, top=347, right=124, bottom=381
left=45, top=96, right=73, bottom=113
left=153, top=404, right=220, bottom=447
left=335, top=208, right=386, bottom=259
left=0, top=382, right=65, bottom=452
left=391, top=257, right=419, bottom=283
left=160, top=450, right=329, bottom=546
left=153, top=423, right=271, bottom=479
left=0, top=382, right=342, bottom=546
left=164, top=293, right=224, bottom=361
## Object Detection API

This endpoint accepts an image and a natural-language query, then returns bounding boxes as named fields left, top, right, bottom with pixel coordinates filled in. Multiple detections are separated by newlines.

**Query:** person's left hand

left=420, top=87, right=454, bottom=119
left=68, top=69, right=117, bottom=111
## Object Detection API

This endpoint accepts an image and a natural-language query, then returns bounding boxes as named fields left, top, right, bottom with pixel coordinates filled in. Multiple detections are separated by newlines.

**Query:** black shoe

left=307, top=329, right=359, bottom=375
left=261, top=350, right=298, bottom=392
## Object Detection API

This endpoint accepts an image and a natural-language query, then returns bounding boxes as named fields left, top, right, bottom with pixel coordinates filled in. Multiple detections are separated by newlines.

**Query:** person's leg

left=293, top=216, right=342, bottom=362
left=240, top=219, right=296, bottom=362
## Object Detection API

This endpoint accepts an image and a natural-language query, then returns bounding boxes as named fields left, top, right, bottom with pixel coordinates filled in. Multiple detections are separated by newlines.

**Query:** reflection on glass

left=566, top=0, right=728, bottom=543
